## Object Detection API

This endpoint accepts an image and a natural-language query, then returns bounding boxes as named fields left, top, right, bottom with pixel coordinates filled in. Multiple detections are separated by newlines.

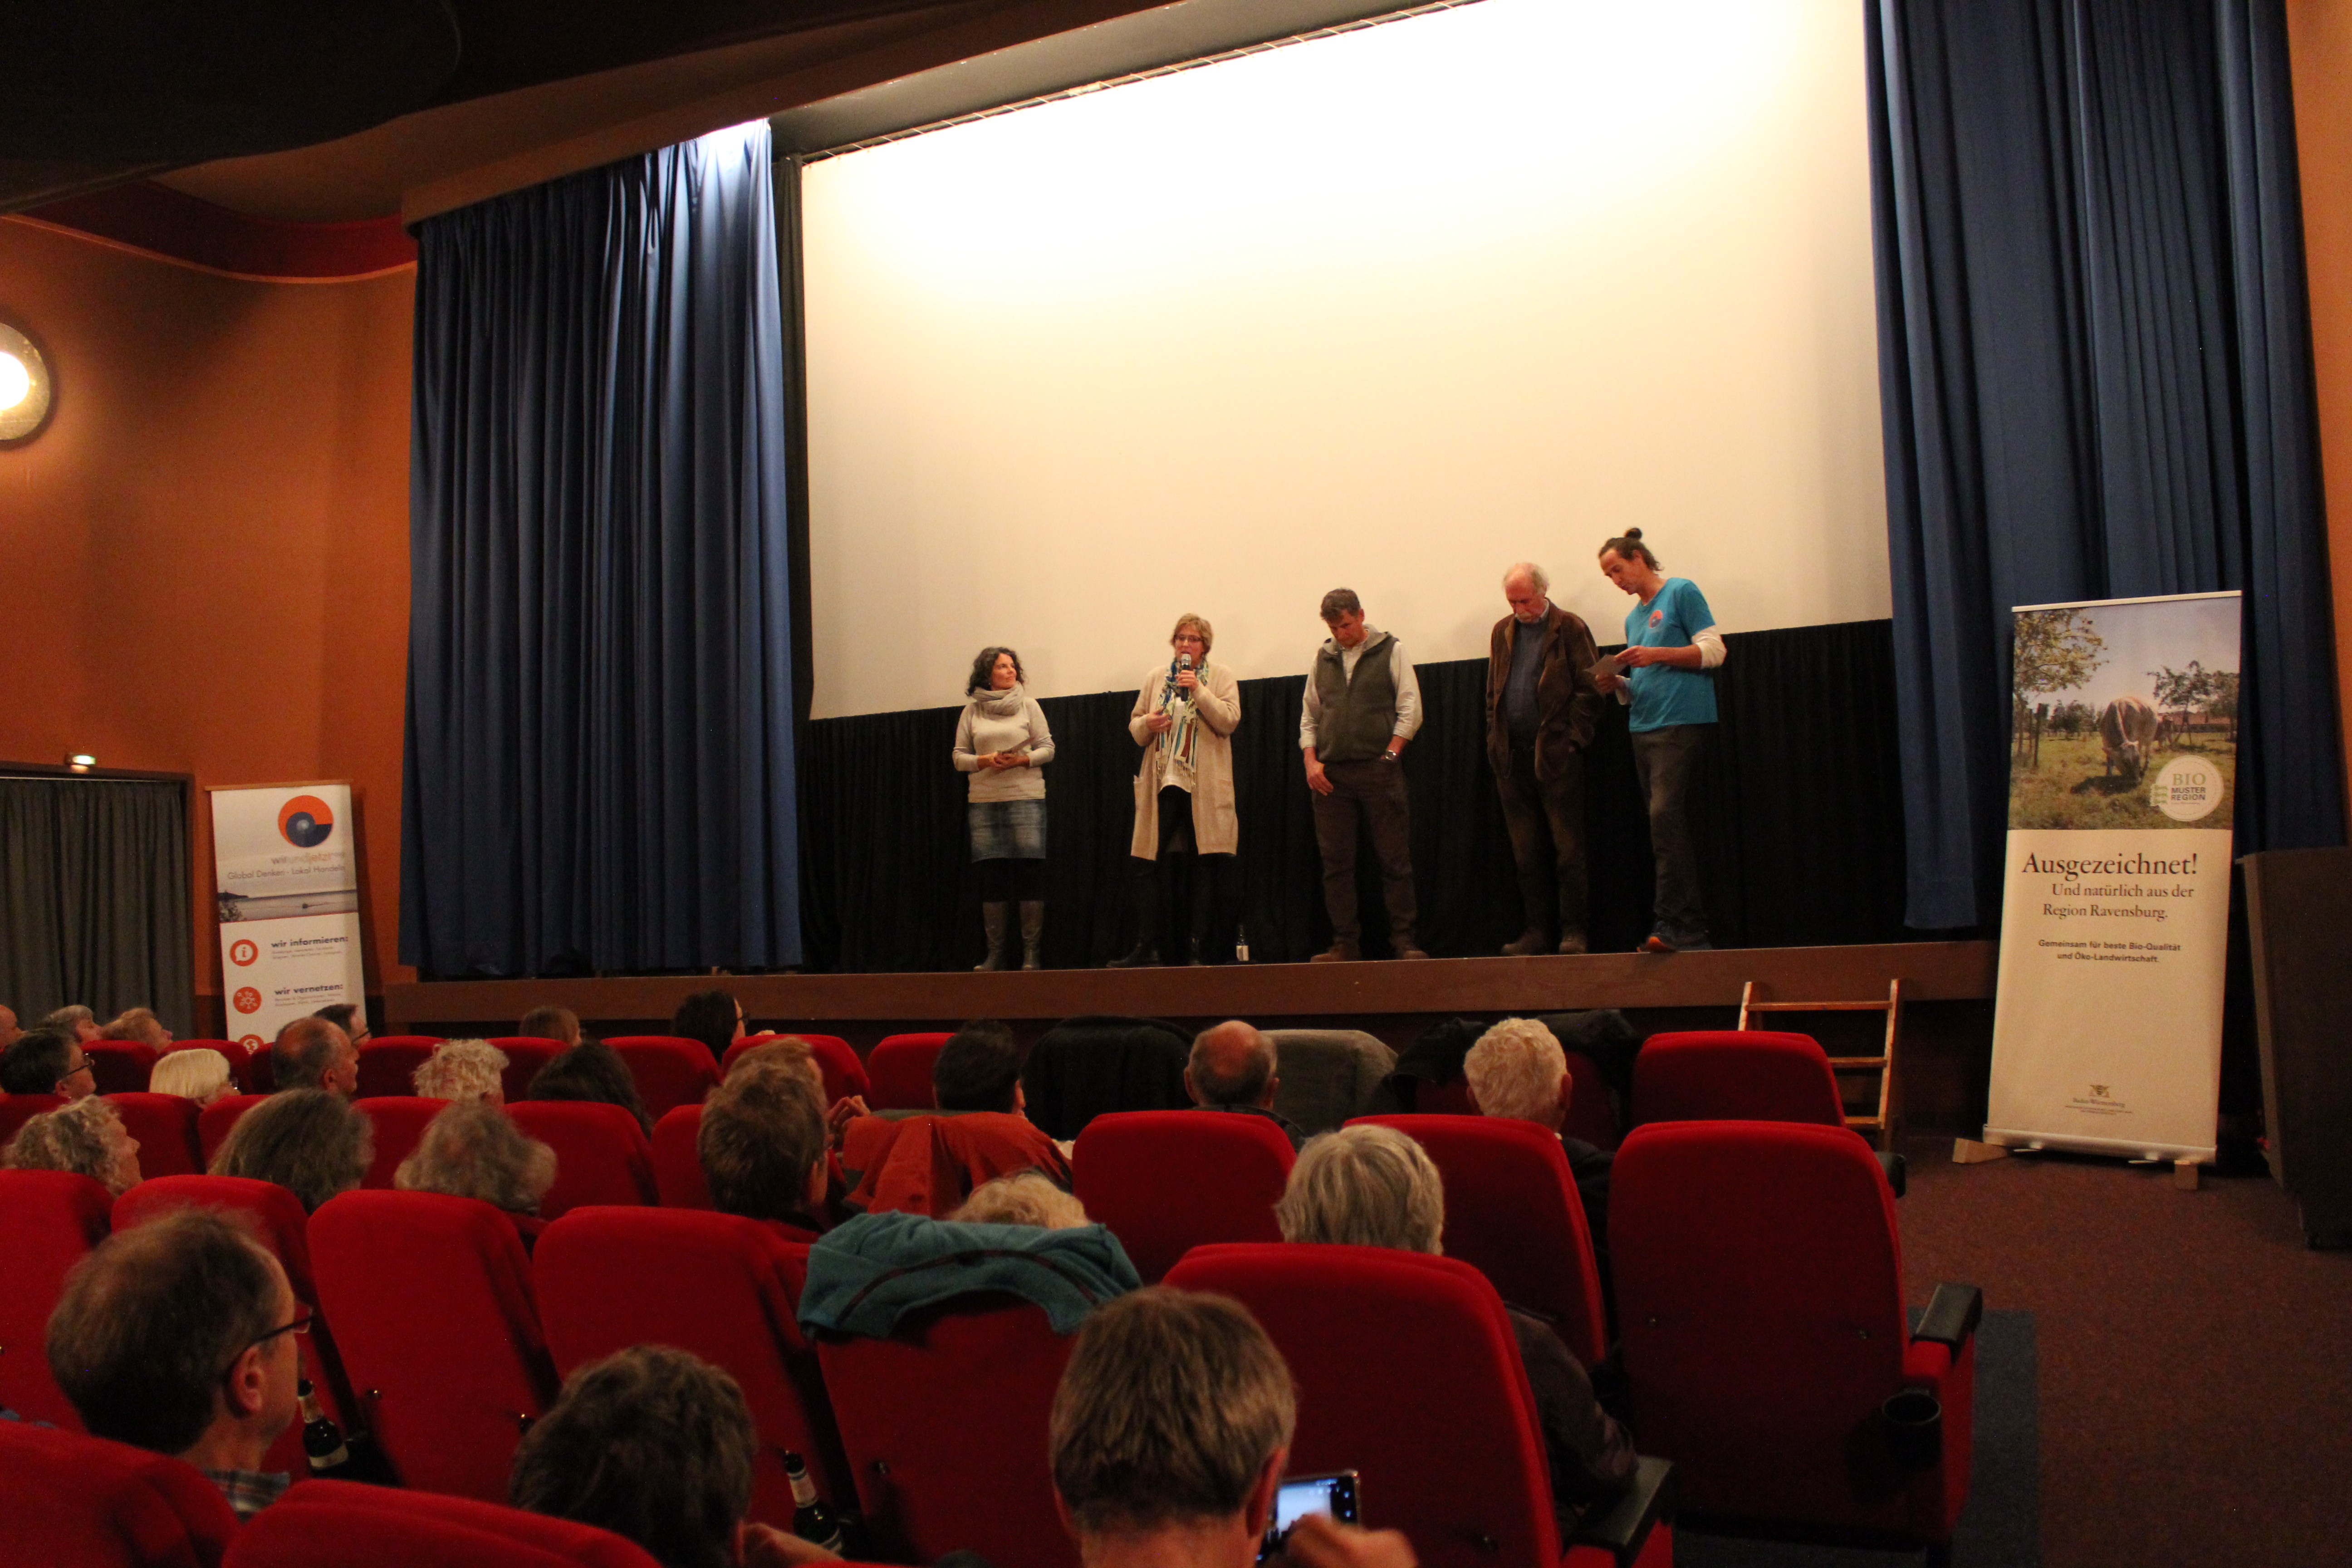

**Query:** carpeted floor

left=1893, top=1141, right=2352, bottom=1568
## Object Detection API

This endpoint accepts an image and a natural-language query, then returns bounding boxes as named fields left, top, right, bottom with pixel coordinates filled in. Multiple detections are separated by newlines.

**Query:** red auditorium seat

left=604, top=1036, right=720, bottom=1118
left=224, top=1478, right=661, bottom=1568
left=864, top=1032, right=951, bottom=1111
left=1612, top=1120, right=1979, bottom=1551
left=488, top=1038, right=565, bottom=1101
left=197, top=1094, right=270, bottom=1162
left=650, top=1104, right=712, bottom=1208
left=1631, top=1030, right=1845, bottom=1126
left=356, top=1096, right=446, bottom=1188
left=1069, top=1110, right=1292, bottom=1282
left=355, top=1037, right=443, bottom=1100
left=507, top=1101, right=657, bottom=1217
left=535, top=1208, right=850, bottom=1524
left=2, top=1089, right=66, bottom=1144
left=1166, top=1243, right=1669, bottom=1568
left=107, top=1092, right=206, bottom=1178
left=0, top=1168, right=114, bottom=1427
left=724, top=1032, right=870, bottom=1106
left=0, top=1418, right=239, bottom=1568
left=1352, top=1113, right=1609, bottom=1368
left=113, top=1175, right=356, bottom=1479
left=309, top=1190, right=559, bottom=1500
left=817, top=1295, right=1079, bottom=1568
left=85, top=1040, right=159, bottom=1094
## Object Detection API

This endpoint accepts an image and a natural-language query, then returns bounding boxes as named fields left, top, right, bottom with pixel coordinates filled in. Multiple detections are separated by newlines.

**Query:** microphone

left=1166, top=651, right=1194, bottom=706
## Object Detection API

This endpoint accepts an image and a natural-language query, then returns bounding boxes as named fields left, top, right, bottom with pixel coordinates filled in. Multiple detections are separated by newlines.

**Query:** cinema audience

left=413, top=1038, right=510, bottom=1105
left=1050, top=1286, right=1414, bottom=1568
left=673, top=990, right=745, bottom=1065
left=43, top=1003, right=101, bottom=1042
left=210, top=1088, right=372, bottom=1212
left=1275, top=1124, right=1633, bottom=1533
left=1184, top=1020, right=1306, bottom=1151
left=700, top=1052, right=831, bottom=1237
left=4, top=1093, right=143, bottom=1196
left=311, top=1002, right=371, bottom=1048
left=511, top=1344, right=828, bottom=1568
left=951, top=1167, right=1091, bottom=1229
left=98, top=1006, right=175, bottom=1051
left=1462, top=1017, right=1614, bottom=1282
left=151, top=1047, right=237, bottom=1105
left=0, top=1003, right=19, bottom=1049
left=271, top=1016, right=357, bottom=1097
left=396, top=1102, right=558, bottom=1247
left=519, top=1004, right=584, bottom=1047
left=527, top=1038, right=655, bottom=1134
left=46, top=1208, right=303, bottom=1520
left=0, top=1027, right=95, bottom=1100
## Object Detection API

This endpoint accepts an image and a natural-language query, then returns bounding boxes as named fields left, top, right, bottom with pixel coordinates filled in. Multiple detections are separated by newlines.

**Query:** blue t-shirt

left=1622, top=578, right=1718, bottom=731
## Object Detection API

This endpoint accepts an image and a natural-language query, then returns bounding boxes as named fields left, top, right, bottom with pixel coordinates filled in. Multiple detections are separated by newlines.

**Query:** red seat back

left=1352, top=1113, right=1608, bottom=1367
left=0, top=1418, right=239, bottom=1568
left=1069, top=1110, right=1292, bottom=1281
left=85, top=1041, right=159, bottom=1094
left=604, top=1037, right=720, bottom=1119
left=1558, top=1049, right=1622, bottom=1150
left=356, top=1097, right=445, bottom=1189
left=1166, top=1243, right=1564, bottom=1568
left=724, top=1033, right=870, bottom=1106
left=486, top=1039, right=564, bottom=1102
left=0, top=1169, right=114, bottom=1427
left=816, top=1295, right=1078, bottom=1568
left=865, top=1033, right=951, bottom=1111
left=107, top=1093, right=205, bottom=1178
left=224, top=1478, right=662, bottom=1568
left=649, top=1104, right=712, bottom=1209
left=1631, top=1030, right=1844, bottom=1126
left=356, top=1039, right=441, bottom=1100
left=1612, top=1120, right=1954, bottom=1537
left=197, top=1094, right=270, bottom=1162
left=0, top=1091, right=66, bottom=1145
left=309, top=1191, right=558, bottom=1500
left=535, top=1208, right=848, bottom=1524
left=506, top=1102, right=656, bottom=1217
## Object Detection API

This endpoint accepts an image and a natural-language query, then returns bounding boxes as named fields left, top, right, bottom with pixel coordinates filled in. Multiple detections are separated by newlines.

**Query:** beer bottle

left=298, top=1378, right=351, bottom=1472
left=782, top=1450, right=845, bottom=1552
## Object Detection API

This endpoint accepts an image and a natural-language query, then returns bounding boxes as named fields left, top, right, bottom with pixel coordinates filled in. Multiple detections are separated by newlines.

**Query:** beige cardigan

left=1127, top=660, right=1241, bottom=858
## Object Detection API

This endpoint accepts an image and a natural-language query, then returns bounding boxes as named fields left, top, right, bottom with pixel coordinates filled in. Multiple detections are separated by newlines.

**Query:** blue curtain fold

left=1869, top=0, right=2342, bottom=929
left=402, top=124, right=799, bottom=978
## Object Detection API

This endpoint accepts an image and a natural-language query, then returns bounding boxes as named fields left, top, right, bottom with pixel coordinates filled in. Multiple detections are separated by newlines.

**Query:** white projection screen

left=803, top=0, right=1890, bottom=719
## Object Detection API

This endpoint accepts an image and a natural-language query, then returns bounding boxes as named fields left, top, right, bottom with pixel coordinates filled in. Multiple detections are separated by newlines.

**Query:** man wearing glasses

left=0, top=1027, right=97, bottom=1102
left=47, top=1208, right=306, bottom=1519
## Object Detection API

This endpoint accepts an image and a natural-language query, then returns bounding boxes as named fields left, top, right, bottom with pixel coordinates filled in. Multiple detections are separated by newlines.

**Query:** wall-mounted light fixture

left=64, top=754, right=96, bottom=772
left=0, top=321, right=55, bottom=444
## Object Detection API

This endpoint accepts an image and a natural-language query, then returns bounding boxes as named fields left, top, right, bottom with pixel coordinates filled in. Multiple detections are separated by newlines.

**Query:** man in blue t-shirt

left=1596, top=529, right=1725, bottom=952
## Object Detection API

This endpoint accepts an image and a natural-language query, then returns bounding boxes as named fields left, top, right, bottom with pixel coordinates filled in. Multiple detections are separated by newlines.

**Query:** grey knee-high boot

left=975, top=902, right=1010, bottom=971
left=1020, top=900, right=1045, bottom=970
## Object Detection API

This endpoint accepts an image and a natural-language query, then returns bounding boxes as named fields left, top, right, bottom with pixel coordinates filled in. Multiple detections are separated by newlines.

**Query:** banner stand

left=209, top=782, right=367, bottom=1054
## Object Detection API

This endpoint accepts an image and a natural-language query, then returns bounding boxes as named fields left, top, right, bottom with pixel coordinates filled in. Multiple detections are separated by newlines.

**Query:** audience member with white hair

left=1184, top=1019, right=1305, bottom=1151
left=1276, top=1124, right=1634, bottom=1533
left=396, top=1102, right=558, bottom=1247
left=210, top=1088, right=372, bottom=1212
left=4, top=1093, right=143, bottom=1196
left=952, top=1167, right=1092, bottom=1229
left=152, top=1047, right=237, bottom=1105
left=413, top=1038, right=510, bottom=1105
left=1462, top=1017, right=1617, bottom=1285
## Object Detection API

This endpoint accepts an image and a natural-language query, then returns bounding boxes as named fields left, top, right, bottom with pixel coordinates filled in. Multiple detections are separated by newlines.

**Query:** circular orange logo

left=232, top=986, right=262, bottom=1014
left=278, top=794, right=335, bottom=848
left=230, top=939, right=259, bottom=966
left=238, top=1034, right=264, bottom=1051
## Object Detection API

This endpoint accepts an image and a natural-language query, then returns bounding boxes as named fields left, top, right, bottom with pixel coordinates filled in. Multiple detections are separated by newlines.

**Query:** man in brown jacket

left=1485, top=563, right=1605, bottom=955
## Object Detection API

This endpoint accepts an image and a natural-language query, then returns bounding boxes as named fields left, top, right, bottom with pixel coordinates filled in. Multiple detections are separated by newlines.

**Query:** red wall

left=0, top=220, right=417, bottom=1019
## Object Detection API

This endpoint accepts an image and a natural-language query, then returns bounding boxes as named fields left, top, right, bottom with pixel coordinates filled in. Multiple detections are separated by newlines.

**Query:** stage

left=386, top=939, right=2001, bottom=1130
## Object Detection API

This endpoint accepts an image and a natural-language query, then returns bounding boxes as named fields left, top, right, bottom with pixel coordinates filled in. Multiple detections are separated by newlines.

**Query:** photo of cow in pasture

left=2007, top=595, right=2239, bottom=831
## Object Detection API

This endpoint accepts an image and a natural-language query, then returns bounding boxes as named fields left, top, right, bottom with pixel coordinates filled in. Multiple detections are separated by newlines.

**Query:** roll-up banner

left=1986, top=591, right=2241, bottom=1164
left=209, top=783, right=365, bottom=1054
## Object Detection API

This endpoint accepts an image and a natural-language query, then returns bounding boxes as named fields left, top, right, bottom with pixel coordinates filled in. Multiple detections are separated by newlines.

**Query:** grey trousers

left=1631, top=724, right=1708, bottom=941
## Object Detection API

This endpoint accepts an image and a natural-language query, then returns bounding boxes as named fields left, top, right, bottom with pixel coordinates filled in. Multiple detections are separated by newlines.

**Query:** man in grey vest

left=1301, top=588, right=1427, bottom=961
left=1485, top=562, right=1604, bottom=955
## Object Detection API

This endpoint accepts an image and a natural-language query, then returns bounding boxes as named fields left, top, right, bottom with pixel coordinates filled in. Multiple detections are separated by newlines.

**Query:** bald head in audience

left=0, top=1004, right=20, bottom=1050
left=1186, top=1020, right=1279, bottom=1111
left=271, top=1016, right=356, bottom=1098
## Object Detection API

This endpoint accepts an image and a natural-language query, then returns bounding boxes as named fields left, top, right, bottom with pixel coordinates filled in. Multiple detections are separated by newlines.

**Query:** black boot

left=1108, top=869, right=1159, bottom=967
left=974, top=902, right=1010, bottom=971
left=1186, top=860, right=1215, bottom=965
left=1020, top=900, right=1045, bottom=970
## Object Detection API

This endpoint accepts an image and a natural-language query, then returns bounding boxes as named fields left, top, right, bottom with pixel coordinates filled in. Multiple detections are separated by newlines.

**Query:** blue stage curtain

left=1869, top=0, right=2342, bottom=929
left=402, top=124, right=799, bottom=978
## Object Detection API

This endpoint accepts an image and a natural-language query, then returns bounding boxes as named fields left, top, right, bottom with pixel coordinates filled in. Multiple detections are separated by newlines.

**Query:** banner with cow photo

left=210, top=782, right=366, bottom=1055
left=1986, top=590, right=2240, bottom=1164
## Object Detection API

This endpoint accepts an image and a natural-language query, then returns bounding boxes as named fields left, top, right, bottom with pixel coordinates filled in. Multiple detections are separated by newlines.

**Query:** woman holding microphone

left=1110, top=614, right=1241, bottom=967
left=954, top=646, right=1056, bottom=970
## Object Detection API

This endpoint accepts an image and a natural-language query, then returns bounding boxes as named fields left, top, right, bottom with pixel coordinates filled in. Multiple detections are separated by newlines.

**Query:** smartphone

left=1258, top=1470, right=1359, bottom=1562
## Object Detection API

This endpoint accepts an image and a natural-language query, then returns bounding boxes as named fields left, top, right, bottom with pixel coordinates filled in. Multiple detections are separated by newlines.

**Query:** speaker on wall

left=2241, top=847, right=2352, bottom=1248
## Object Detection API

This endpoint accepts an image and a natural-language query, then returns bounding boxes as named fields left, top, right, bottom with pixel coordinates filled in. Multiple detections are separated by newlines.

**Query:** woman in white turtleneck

left=952, top=646, right=1056, bottom=970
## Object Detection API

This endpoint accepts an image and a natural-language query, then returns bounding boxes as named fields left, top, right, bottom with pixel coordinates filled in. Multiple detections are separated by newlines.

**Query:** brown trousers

left=1312, top=759, right=1416, bottom=944
left=1497, top=744, right=1589, bottom=936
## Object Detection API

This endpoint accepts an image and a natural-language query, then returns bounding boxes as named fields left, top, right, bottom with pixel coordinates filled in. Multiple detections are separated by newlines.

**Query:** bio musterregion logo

left=278, top=794, right=335, bottom=848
